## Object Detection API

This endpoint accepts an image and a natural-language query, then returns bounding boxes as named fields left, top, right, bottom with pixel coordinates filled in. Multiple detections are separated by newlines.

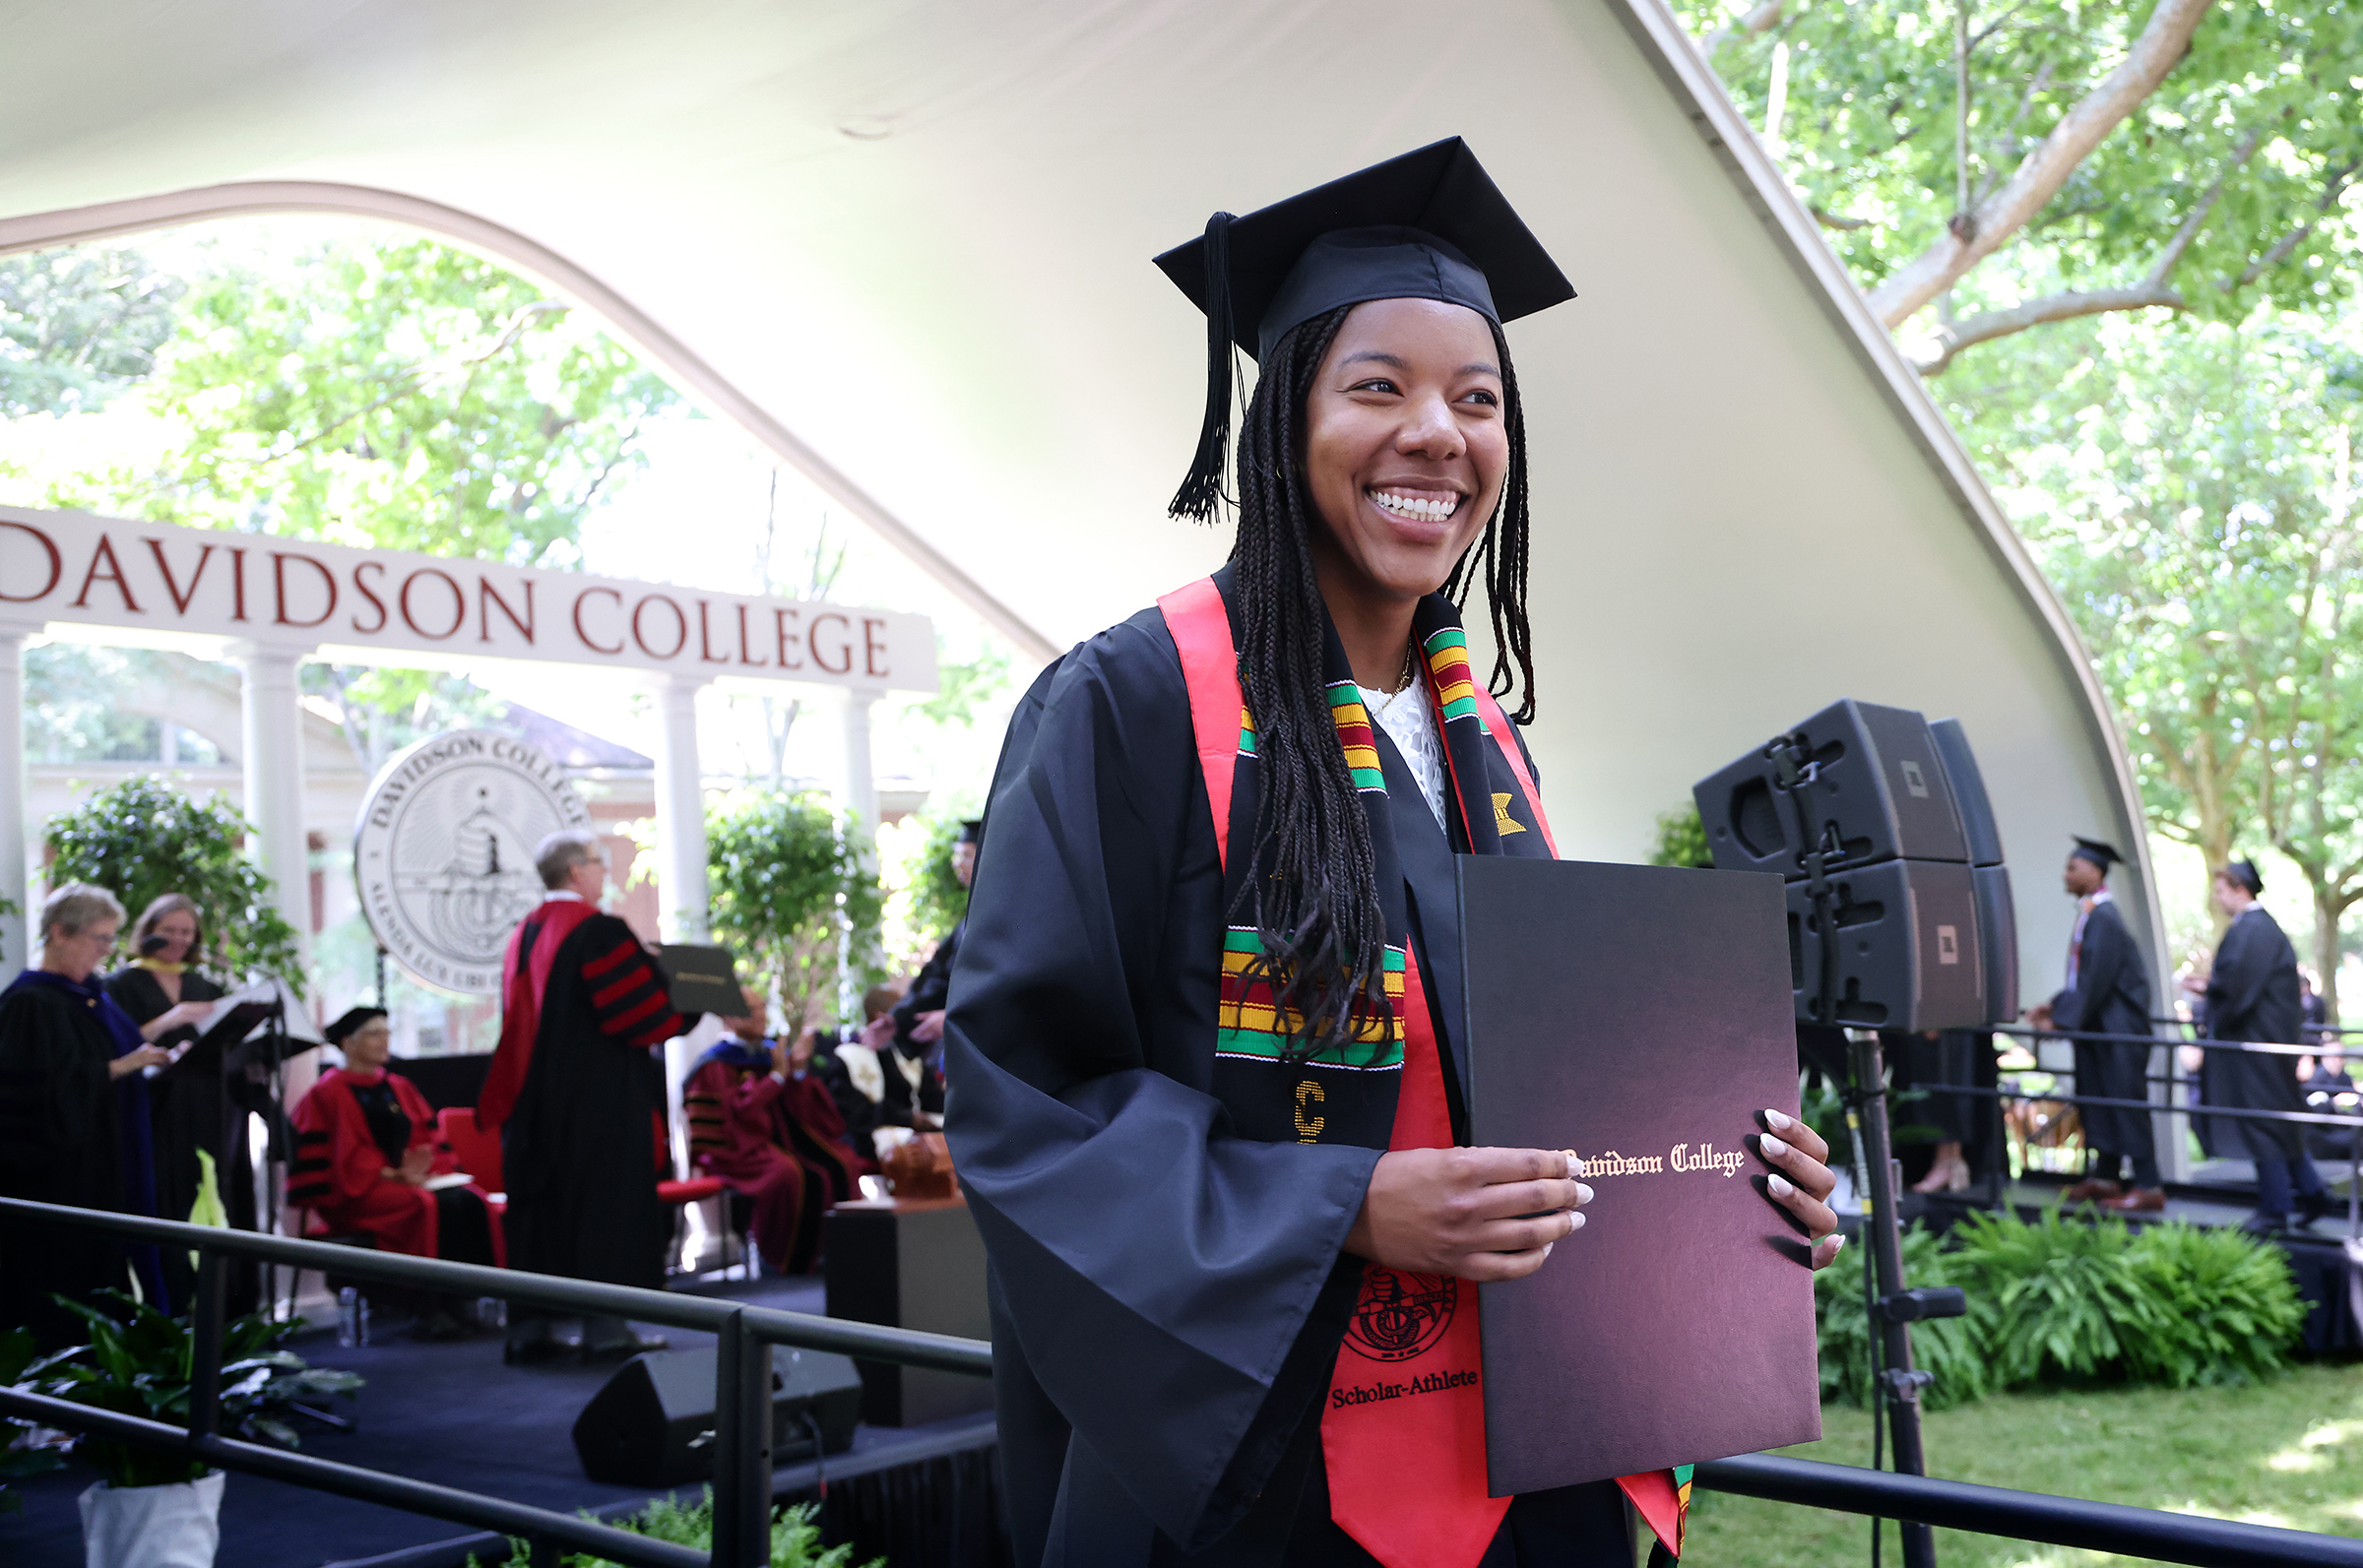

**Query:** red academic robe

left=287, top=1068, right=505, bottom=1265
left=684, top=1051, right=869, bottom=1274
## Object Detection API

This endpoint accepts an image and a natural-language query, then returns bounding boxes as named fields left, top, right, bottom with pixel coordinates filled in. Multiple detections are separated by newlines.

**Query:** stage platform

left=0, top=1272, right=1005, bottom=1568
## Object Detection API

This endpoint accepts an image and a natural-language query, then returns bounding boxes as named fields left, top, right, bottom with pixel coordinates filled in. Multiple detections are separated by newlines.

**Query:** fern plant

left=1814, top=1223, right=1992, bottom=1411
left=477, top=1493, right=881, bottom=1568
left=2120, top=1222, right=2308, bottom=1387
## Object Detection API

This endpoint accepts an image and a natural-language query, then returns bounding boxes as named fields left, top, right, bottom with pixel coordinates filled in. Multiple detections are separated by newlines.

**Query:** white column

left=228, top=641, right=314, bottom=976
left=654, top=674, right=711, bottom=941
left=0, top=623, right=30, bottom=983
left=839, top=687, right=881, bottom=840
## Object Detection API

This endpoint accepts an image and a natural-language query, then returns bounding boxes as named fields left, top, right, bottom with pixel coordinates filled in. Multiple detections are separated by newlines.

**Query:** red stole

left=477, top=897, right=600, bottom=1133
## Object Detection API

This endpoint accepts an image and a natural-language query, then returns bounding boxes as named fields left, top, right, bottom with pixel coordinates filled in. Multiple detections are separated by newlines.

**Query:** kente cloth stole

left=1156, top=575, right=1687, bottom=1565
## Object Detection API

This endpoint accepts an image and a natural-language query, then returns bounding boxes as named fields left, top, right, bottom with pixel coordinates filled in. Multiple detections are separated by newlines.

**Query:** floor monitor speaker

left=572, top=1343, right=862, bottom=1487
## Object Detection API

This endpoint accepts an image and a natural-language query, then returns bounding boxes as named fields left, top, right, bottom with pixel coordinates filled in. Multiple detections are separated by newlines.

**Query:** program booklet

left=1457, top=855, right=1820, bottom=1496
left=657, top=943, right=743, bottom=1017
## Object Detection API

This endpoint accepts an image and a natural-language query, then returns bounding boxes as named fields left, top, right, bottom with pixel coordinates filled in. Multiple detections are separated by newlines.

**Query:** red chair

left=435, top=1107, right=507, bottom=1219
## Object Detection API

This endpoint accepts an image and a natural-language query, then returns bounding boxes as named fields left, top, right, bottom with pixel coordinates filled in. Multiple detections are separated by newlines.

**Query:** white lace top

left=1357, top=676, right=1447, bottom=829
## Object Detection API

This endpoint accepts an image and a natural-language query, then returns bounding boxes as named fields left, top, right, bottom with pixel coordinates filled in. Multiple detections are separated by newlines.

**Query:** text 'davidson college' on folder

left=1458, top=855, right=1820, bottom=1496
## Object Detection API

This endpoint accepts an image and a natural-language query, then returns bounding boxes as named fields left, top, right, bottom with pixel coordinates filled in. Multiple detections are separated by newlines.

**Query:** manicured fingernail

left=1764, top=1108, right=1793, bottom=1131
left=1828, top=1233, right=1847, bottom=1252
left=1564, top=1150, right=1586, bottom=1176
left=1761, top=1133, right=1791, bottom=1160
left=1541, top=1242, right=1555, bottom=1259
left=1575, top=1182, right=1595, bottom=1206
left=1568, top=1211, right=1585, bottom=1230
left=1767, top=1172, right=1795, bottom=1198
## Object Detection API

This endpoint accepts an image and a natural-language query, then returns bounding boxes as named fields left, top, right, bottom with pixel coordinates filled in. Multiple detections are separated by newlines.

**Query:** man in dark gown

left=479, top=830, right=695, bottom=1362
left=2198, top=859, right=2328, bottom=1233
left=2028, top=839, right=2160, bottom=1213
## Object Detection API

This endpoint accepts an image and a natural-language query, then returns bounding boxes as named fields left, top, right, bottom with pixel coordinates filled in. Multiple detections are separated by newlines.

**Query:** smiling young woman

left=942, top=140, right=1840, bottom=1568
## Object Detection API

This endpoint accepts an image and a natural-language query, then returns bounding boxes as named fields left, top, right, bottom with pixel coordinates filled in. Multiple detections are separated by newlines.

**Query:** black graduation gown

left=893, top=917, right=962, bottom=1050
left=2201, top=905, right=2307, bottom=1161
left=2046, top=899, right=2156, bottom=1159
left=944, top=604, right=1626, bottom=1568
left=501, top=912, right=688, bottom=1290
left=0, top=982, right=140, bottom=1348
left=106, top=968, right=264, bottom=1313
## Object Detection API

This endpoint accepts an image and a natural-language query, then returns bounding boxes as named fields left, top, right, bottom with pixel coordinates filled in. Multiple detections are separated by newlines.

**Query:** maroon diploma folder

left=1457, top=854, right=1820, bottom=1496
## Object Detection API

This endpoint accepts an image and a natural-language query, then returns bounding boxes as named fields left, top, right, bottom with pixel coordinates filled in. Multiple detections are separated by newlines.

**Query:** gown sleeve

left=2054, top=907, right=2132, bottom=1035
left=942, top=617, right=1382, bottom=1548
left=2204, top=917, right=2269, bottom=1035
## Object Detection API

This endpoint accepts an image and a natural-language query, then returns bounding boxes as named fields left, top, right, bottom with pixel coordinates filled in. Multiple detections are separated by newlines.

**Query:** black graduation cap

left=1154, top=137, right=1575, bottom=521
left=324, top=1005, right=388, bottom=1044
left=955, top=819, right=983, bottom=845
left=2069, top=837, right=2125, bottom=871
left=2225, top=858, right=2265, bottom=895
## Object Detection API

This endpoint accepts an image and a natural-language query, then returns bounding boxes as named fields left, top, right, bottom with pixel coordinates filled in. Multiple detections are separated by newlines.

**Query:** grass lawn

left=1684, top=1361, right=2363, bottom=1566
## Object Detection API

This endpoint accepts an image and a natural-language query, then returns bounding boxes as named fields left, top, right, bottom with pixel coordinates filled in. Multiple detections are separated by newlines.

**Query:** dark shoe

left=2239, top=1213, right=2289, bottom=1237
left=582, top=1334, right=670, bottom=1364
left=2102, top=1187, right=2166, bottom=1215
left=2296, top=1190, right=2333, bottom=1229
left=503, top=1336, right=581, bottom=1366
left=2060, top=1178, right=2124, bottom=1203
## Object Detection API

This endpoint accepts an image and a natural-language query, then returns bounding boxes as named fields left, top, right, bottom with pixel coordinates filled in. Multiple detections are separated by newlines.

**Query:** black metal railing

left=10, top=1199, right=2363, bottom=1565
left=0, top=1197, right=989, bottom=1568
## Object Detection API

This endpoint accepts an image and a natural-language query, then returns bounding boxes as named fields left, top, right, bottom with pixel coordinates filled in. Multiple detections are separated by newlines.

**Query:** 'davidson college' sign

left=0, top=505, right=937, bottom=691
left=355, top=728, right=592, bottom=994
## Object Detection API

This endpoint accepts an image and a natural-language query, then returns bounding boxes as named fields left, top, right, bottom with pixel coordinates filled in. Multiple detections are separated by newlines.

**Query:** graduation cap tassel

left=1169, top=211, right=1237, bottom=523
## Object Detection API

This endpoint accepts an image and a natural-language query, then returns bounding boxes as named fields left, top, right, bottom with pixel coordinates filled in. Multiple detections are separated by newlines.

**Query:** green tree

left=706, top=790, right=883, bottom=1035
left=43, top=775, right=305, bottom=990
left=901, top=812, right=975, bottom=945
left=1685, top=0, right=2363, bottom=372
left=0, top=246, right=184, bottom=417
left=1646, top=804, right=1717, bottom=869
left=39, top=235, right=679, bottom=562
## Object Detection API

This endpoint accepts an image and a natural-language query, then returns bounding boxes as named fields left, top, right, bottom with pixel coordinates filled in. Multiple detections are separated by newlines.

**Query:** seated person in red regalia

left=683, top=988, right=871, bottom=1275
left=287, top=1007, right=504, bottom=1338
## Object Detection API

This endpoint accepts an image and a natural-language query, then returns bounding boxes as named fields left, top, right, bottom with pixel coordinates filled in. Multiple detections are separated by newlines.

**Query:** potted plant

left=20, top=1291, right=361, bottom=1568
left=2, top=1327, right=67, bottom=1514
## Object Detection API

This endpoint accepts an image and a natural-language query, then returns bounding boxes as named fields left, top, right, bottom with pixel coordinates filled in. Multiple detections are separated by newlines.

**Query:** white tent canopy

left=1, top=0, right=2159, bottom=1009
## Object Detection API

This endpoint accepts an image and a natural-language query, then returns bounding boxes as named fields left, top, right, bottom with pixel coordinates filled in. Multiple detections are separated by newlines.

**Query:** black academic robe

left=501, top=913, right=692, bottom=1291
left=2046, top=898, right=2156, bottom=1160
left=2201, top=905, right=2307, bottom=1161
left=106, top=967, right=264, bottom=1313
left=944, top=596, right=1625, bottom=1568
left=0, top=979, right=145, bottom=1348
left=893, top=917, right=962, bottom=1051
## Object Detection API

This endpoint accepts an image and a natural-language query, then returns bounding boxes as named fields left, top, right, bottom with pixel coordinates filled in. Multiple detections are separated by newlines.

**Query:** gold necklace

left=1369, top=639, right=1421, bottom=716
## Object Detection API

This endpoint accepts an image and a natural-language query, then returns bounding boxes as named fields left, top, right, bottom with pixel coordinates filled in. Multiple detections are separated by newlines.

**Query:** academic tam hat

left=2069, top=837, right=2125, bottom=871
left=955, top=819, right=983, bottom=845
left=1154, top=137, right=1575, bottom=522
left=2224, top=858, right=2265, bottom=896
left=325, top=1005, right=388, bottom=1044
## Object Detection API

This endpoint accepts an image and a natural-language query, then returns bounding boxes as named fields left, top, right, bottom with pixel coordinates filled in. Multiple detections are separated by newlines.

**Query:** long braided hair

left=1225, top=304, right=1537, bottom=1063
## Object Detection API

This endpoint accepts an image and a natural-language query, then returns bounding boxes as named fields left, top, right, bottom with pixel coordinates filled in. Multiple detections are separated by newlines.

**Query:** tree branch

left=1700, top=0, right=1783, bottom=58
left=1866, top=0, right=2216, bottom=328
left=2229, top=157, right=2361, bottom=289
left=1913, top=282, right=2184, bottom=372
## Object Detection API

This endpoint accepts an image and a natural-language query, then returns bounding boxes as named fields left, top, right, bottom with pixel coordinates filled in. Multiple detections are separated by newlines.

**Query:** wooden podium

left=822, top=1195, right=991, bottom=1426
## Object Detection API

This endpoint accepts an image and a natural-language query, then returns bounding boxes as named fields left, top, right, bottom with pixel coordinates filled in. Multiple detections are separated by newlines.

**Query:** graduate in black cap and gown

left=943, top=140, right=1843, bottom=1568
left=2190, top=859, right=2328, bottom=1232
left=2028, top=839, right=2160, bottom=1212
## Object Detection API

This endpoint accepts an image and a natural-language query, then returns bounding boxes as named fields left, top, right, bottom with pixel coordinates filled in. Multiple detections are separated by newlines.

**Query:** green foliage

left=901, top=812, right=973, bottom=947
left=28, top=234, right=675, bottom=566
left=473, top=1494, right=879, bottom=1568
left=1816, top=1213, right=2308, bottom=1411
left=22, top=1292, right=360, bottom=1490
left=1645, top=804, right=1715, bottom=869
left=1682, top=0, right=2363, bottom=344
left=707, top=789, right=884, bottom=1034
left=0, top=247, right=185, bottom=417
left=24, top=646, right=230, bottom=768
left=1, top=1327, right=66, bottom=1512
left=43, top=775, right=304, bottom=991
left=1816, top=1223, right=1994, bottom=1411
left=908, top=647, right=1011, bottom=728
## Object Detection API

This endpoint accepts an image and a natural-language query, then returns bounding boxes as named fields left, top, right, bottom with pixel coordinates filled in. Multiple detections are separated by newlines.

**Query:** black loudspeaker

left=572, top=1344, right=862, bottom=1487
left=1694, top=699, right=1969, bottom=880
left=1928, top=719, right=2019, bottom=1023
left=1785, top=859, right=1984, bottom=1030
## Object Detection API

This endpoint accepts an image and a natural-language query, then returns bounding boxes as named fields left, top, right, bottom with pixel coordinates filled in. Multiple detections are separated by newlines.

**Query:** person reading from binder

left=942, top=141, right=1841, bottom=1568
left=106, top=894, right=271, bottom=1312
left=287, top=1007, right=503, bottom=1340
left=2025, top=838, right=2161, bottom=1214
